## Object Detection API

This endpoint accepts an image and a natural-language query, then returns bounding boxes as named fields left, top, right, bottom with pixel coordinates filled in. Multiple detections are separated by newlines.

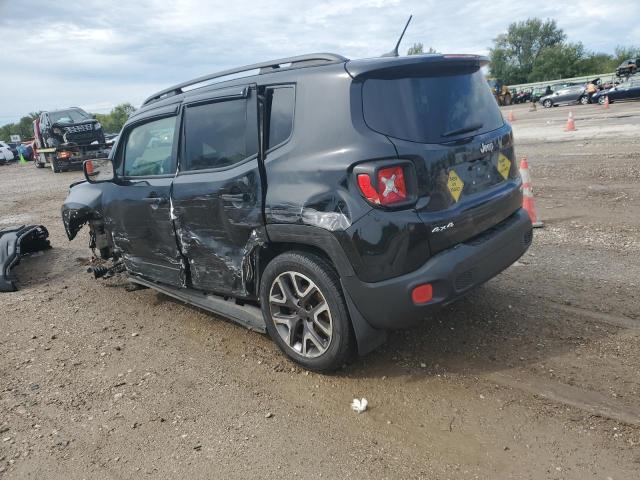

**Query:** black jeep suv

left=34, top=107, right=108, bottom=172
left=62, top=52, right=532, bottom=371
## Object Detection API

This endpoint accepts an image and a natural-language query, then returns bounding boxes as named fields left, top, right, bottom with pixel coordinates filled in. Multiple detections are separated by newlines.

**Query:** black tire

left=579, top=95, right=589, bottom=105
left=598, top=96, right=607, bottom=105
left=50, top=157, right=61, bottom=173
left=543, top=99, right=553, bottom=108
left=34, top=153, right=45, bottom=168
left=259, top=251, right=355, bottom=372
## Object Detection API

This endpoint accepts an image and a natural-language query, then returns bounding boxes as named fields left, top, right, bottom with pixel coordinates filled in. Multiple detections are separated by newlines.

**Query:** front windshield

left=49, top=109, right=92, bottom=124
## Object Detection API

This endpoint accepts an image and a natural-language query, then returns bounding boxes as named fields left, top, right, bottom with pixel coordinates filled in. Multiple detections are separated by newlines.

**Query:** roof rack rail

left=142, top=53, right=348, bottom=106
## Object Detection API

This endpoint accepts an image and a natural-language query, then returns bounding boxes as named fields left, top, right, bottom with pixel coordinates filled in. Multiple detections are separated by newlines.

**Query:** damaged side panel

left=61, top=181, right=105, bottom=240
left=171, top=167, right=265, bottom=298
left=102, top=177, right=186, bottom=288
left=263, top=68, right=392, bottom=235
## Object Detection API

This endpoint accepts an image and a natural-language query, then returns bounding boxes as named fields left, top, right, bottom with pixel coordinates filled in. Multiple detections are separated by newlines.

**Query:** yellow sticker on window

left=447, top=170, right=464, bottom=202
left=497, top=153, right=511, bottom=180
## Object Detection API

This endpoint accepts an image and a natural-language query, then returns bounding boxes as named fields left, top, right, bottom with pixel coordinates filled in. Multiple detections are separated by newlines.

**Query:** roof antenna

left=381, top=15, right=413, bottom=57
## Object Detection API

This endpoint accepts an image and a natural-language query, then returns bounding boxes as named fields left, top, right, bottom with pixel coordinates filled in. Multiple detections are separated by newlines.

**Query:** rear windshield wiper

left=441, top=122, right=484, bottom=138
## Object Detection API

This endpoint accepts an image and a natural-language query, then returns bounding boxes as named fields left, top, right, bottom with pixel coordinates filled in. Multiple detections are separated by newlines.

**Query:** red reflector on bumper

left=412, top=284, right=433, bottom=304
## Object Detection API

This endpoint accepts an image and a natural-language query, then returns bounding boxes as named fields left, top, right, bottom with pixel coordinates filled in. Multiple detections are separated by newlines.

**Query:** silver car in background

left=540, top=84, right=588, bottom=107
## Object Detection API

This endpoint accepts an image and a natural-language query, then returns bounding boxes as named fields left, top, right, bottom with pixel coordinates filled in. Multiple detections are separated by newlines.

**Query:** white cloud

left=0, top=0, right=638, bottom=124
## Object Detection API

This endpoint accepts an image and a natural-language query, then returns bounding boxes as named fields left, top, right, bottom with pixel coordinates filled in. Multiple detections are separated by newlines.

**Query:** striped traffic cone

left=507, top=110, right=516, bottom=122
left=603, top=95, right=610, bottom=109
left=564, top=111, right=576, bottom=131
left=519, top=157, right=543, bottom=228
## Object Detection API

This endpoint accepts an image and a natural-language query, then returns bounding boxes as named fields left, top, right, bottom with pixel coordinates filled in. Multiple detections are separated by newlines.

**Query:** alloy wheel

left=268, top=271, right=333, bottom=358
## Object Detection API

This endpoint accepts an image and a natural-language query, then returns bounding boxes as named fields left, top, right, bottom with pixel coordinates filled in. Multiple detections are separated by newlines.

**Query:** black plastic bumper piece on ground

left=0, top=225, right=51, bottom=292
left=341, top=208, right=533, bottom=329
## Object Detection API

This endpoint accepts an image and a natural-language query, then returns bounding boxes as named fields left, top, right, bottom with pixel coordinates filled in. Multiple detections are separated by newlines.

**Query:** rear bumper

left=342, top=208, right=533, bottom=329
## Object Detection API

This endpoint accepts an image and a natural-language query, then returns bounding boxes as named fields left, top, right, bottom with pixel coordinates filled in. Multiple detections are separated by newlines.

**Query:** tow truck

left=33, top=107, right=110, bottom=173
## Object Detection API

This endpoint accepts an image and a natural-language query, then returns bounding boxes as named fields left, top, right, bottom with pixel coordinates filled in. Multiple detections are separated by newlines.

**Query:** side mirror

left=84, top=158, right=114, bottom=183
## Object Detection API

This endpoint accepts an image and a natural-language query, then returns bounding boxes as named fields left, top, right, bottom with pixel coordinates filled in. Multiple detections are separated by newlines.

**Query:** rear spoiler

left=345, top=54, right=489, bottom=79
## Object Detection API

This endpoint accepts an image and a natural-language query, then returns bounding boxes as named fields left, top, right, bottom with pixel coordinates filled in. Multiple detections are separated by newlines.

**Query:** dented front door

left=104, top=114, right=185, bottom=286
left=171, top=85, right=263, bottom=296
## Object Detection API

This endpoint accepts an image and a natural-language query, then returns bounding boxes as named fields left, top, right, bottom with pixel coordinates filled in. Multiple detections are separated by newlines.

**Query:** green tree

left=528, top=42, right=585, bottom=81
left=407, top=42, right=423, bottom=55
left=0, top=112, right=40, bottom=142
left=93, top=103, right=136, bottom=133
left=613, top=46, right=640, bottom=64
left=407, top=43, right=438, bottom=55
left=490, top=18, right=565, bottom=84
left=579, top=52, right=617, bottom=76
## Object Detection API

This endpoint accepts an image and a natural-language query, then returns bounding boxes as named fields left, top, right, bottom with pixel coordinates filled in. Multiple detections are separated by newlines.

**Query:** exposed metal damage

left=266, top=194, right=353, bottom=232
left=62, top=182, right=270, bottom=299
left=171, top=189, right=267, bottom=297
left=0, top=225, right=51, bottom=292
left=61, top=182, right=103, bottom=240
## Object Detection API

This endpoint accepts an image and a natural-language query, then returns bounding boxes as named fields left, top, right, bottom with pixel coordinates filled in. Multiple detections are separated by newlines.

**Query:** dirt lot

left=1, top=100, right=639, bottom=479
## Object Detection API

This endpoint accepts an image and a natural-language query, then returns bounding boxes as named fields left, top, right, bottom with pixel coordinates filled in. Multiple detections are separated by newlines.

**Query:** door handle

left=143, top=195, right=168, bottom=205
left=220, top=193, right=249, bottom=202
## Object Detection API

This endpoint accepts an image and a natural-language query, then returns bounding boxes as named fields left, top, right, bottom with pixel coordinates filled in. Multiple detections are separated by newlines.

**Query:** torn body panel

left=0, top=225, right=51, bottom=292
left=102, top=177, right=185, bottom=288
left=61, top=181, right=104, bottom=240
left=171, top=166, right=265, bottom=298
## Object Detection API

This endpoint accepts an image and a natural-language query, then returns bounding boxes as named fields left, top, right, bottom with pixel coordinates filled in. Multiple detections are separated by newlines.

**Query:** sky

left=0, top=0, right=639, bottom=125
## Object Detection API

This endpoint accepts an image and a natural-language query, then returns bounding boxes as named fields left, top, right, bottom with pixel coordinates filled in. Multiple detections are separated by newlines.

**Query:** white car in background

left=0, top=141, right=15, bottom=164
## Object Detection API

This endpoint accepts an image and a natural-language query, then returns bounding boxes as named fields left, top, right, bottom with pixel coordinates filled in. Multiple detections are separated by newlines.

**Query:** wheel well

left=257, top=241, right=370, bottom=355
left=259, top=242, right=337, bottom=284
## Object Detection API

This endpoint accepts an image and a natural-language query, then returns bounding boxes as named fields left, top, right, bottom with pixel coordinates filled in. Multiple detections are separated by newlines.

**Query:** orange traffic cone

left=564, top=111, right=576, bottom=131
left=507, top=110, right=516, bottom=122
left=519, top=157, right=543, bottom=228
left=603, top=95, right=610, bottom=109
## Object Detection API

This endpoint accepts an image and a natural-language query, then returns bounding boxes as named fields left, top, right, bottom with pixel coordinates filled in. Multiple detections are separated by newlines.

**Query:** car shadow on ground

left=143, top=275, right=616, bottom=382
left=343, top=282, right=615, bottom=380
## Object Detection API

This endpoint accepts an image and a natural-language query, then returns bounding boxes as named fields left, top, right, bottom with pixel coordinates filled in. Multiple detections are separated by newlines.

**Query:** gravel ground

left=1, top=100, right=639, bottom=479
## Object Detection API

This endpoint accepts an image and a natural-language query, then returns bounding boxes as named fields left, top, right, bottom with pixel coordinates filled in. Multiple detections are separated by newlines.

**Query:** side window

left=266, top=86, right=294, bottom=150
left=183, top=99, right=256, bottom=171
left=123, top=116, right=176, bottom=177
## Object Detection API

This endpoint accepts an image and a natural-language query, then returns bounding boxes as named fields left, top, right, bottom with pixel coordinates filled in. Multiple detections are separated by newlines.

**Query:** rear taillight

left=354, top=162, right=414, bottom=208
left=356, top=174, right=381, bottom=204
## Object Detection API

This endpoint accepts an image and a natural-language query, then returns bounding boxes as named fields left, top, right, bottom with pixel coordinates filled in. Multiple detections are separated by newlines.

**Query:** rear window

left=266, top=86, right=294, bottom=149
left=362, top=69, right=504, bottom=143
